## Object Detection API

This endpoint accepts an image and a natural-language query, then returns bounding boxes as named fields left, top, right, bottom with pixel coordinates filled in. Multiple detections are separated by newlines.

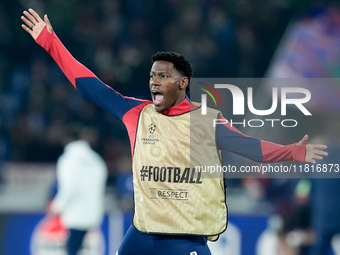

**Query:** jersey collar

left=160, top=97, right=199, bottom=116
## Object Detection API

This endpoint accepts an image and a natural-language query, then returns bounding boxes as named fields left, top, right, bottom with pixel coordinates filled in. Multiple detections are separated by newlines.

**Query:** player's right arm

left=21, top=8, right=149, bottom=121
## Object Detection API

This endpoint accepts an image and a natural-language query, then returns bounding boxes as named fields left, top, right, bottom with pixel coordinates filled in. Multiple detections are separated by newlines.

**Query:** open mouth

left=152, top=91, right=164, bottom=105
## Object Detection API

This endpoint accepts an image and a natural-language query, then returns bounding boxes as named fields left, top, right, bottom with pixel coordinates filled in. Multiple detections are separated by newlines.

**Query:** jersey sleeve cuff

left=291, top=143, right=307, bottom=162
left=36, top=26, right=54, bottom=52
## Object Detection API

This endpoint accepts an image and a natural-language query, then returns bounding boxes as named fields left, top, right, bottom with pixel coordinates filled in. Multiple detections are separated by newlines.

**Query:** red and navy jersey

left=36, top=27, right=306, bottom=163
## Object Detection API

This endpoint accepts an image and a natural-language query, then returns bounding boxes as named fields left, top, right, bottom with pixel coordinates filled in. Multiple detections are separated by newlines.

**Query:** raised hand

left=298, top=134, right=328, bottom=164
left=21, top=8, right=53, bottom=40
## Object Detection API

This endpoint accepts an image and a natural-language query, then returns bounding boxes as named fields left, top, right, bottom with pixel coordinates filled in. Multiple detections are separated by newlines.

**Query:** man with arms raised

left=21, top=9, right=327, bottom=255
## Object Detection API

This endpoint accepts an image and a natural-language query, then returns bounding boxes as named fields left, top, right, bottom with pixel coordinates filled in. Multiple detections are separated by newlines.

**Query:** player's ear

left=179, top=77, right=189, bottom=91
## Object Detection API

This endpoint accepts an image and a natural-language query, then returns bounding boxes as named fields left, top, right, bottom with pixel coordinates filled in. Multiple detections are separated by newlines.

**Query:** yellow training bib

left=132, top=104, right=227, bottom=241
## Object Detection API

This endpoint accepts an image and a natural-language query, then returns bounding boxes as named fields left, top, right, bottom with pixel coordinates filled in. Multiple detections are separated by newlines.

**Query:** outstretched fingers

left=23, top=10, right=38, bottom=26
left=306, top=143, right=328, bottom=164
left=28, top=8, right=43, bottom=22
left=21, top=14, right=36, bottom=28
left=312, top=144, right=328, bottom=150
left=312, top=153, right=324, bottom=161
left=310, top=144, right=328, bottom=156
left=21, top=15, right=33, bottom=33
left=21, top=8, right=48, bottom=40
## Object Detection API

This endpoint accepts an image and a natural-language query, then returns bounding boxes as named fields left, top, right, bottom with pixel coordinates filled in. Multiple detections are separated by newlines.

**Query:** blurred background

left=1, top=0, right=340, bottom=254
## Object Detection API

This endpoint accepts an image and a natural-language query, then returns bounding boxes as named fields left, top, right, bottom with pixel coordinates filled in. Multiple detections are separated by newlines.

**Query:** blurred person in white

left=50, top=124, right=108, bottom=255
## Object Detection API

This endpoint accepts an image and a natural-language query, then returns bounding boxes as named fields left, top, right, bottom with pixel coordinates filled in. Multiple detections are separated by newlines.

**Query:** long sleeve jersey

left=35, top=27, right=306, bottom=164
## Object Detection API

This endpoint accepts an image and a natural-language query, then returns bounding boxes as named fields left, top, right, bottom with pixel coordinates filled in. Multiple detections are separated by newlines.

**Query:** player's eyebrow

left=150, top=71, right=171, bottom=75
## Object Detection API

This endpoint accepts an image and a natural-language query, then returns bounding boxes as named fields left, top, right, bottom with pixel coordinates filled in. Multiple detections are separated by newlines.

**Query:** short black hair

left=151, top=51, right=193, bottom=93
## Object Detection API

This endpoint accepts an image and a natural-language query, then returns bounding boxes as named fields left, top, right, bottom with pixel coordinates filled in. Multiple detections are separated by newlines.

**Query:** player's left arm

left=216, top=114, right=328, bottom=163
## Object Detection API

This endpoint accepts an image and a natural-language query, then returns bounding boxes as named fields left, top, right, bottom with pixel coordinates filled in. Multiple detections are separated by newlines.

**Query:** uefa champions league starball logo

left=148, top=123, right=156, bottom=135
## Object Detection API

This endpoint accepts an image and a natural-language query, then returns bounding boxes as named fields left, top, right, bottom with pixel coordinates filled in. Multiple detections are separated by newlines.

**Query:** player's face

left=149, top=61, right=188, bottom=113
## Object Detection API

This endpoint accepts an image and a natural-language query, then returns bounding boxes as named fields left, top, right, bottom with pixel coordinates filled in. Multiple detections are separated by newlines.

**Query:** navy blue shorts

left=117, top=224, right=212, bottom=255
